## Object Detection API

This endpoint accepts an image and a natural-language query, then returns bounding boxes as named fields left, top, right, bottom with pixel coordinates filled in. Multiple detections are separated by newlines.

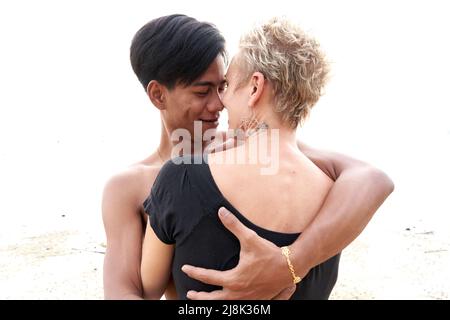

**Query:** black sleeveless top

left=143, top=155, right=340, bottom=300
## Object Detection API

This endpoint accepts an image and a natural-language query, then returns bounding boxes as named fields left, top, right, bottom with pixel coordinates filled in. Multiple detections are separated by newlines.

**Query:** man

left=102, top=14, right=394, bottom=300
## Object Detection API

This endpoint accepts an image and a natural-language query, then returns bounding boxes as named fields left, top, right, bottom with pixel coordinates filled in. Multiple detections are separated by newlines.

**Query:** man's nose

left=207, top=90, right=224, bottom=112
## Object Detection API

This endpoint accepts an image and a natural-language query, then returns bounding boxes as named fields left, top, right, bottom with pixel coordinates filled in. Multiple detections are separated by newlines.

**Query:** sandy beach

left=1, top=206, right=448, bottom=300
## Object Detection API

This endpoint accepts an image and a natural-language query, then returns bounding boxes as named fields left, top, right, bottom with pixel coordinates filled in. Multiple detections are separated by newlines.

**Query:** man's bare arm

left=102, top=170, right=145, bottom=300
left=182, top=144, right=394, bottom=299
left=292, top=141, right=395, bottom=277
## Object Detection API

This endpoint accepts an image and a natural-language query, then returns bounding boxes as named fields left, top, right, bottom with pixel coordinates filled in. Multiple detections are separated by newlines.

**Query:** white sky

left=0, top=0, right=449, bottom=236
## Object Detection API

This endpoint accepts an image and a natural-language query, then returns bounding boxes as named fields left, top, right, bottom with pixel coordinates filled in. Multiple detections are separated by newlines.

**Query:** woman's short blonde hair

left=238, top=17, right=329, bottom=128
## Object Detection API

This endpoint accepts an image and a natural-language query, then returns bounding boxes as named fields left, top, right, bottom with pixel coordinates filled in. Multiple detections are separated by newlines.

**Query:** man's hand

left=181, top=208, right=296, bottom=300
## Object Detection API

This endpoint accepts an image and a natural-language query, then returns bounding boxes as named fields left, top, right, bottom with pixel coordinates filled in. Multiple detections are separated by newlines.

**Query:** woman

left=140, top=17, right=340, bottom=300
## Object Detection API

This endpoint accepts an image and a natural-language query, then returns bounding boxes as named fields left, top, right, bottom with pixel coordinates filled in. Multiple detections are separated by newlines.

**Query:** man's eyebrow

left=192, top=81, right=215, bottom=87
left=192, top=79, right=227, bottom=87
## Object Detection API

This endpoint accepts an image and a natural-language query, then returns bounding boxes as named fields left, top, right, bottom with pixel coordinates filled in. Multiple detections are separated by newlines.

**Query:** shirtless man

left=102, top=14, right=394, bottom=300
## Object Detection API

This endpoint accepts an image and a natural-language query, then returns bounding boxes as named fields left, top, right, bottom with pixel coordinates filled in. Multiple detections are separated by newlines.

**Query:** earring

left=238, top=110, right=269, bottom=138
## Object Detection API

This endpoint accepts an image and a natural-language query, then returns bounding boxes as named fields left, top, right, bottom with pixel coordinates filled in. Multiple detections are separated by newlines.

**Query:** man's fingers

left=272, top=285, right=296, bottom=300
left=187, top=290, right=227, bottom=300
left=181, top=265, right=230, bottom=287
left=218, top=207, right=254, bottom=243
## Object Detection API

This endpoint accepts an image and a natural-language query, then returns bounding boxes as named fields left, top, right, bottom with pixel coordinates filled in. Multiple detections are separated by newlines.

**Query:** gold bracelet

left=281, top=246, right=302, bottom=285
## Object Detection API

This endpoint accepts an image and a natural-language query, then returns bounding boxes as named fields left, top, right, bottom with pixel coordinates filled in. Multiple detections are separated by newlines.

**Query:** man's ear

left=147, top=80, right=167, bottom=110
left=248, top=72, right=265, bottom=108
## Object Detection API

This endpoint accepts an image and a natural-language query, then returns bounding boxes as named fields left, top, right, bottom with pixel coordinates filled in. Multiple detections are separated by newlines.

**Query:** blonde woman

left=140, top=17, right=389, bottom=300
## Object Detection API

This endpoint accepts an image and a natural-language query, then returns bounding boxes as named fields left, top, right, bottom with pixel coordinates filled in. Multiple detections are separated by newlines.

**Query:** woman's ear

left=248, top=72, right=265, bottom=108
left=147, top=80, right=167, bottom=110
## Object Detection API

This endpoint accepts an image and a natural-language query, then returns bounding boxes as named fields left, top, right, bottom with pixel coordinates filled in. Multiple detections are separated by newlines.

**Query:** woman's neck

left=246, top=104, right=299, bottom=151
left=235, top=125, right=298, bottom=176
left=245, top=123, right=298, bottom=151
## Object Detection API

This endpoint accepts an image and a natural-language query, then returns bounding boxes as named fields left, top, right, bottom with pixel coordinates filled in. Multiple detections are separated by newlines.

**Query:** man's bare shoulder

left=102, top=157, right=163, bottom=211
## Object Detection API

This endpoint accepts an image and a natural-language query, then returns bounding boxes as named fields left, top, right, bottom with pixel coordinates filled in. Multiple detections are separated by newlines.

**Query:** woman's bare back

left=208, top=146, right=333, bottom=234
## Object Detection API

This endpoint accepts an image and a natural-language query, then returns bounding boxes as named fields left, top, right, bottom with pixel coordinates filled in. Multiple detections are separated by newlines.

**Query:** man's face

left=162, top=55, right=226, bottom=139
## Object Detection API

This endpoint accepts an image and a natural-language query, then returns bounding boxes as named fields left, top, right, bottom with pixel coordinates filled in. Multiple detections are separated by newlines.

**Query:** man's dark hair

left=130, top=14, right=227, bottom=90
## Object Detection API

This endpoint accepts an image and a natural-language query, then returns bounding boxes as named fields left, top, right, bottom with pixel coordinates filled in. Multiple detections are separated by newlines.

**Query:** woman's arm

left=141, top=221, right=174, bottom=300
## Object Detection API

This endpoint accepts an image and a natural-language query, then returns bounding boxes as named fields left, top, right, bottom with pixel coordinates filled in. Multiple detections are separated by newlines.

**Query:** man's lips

left=199, top=118, right=219, bottom=123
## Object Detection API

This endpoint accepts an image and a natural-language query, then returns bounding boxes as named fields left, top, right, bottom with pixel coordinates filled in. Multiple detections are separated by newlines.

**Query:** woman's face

left=219, top=55, right=252, bottom=130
